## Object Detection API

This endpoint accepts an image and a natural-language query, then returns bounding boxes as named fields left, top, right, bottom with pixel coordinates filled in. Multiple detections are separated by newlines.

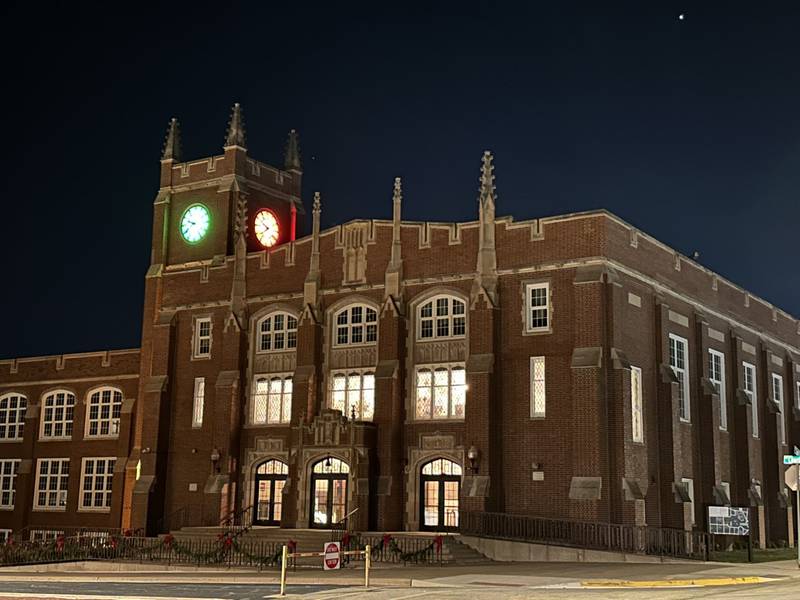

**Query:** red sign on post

left=323, top=541, right=341, bottom=570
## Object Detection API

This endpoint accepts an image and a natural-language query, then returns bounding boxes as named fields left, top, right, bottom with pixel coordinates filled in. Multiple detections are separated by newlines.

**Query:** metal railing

left=460, top=511, right=710, bottom=560
left=219, top=504, right=254, bottom=539
left=331, top=507, right=358, bottom=543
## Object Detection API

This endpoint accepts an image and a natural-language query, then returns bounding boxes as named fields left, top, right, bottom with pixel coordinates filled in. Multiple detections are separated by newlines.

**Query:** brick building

left=1, top=105, right=798, bottom=546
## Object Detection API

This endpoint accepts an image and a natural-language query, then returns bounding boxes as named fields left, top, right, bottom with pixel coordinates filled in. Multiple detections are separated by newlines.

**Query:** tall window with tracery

left=330, top=371, right=375, bottom=420
left=418, top=296, right=466, bottom=340
left=415, top=364, right=466, bottom=419
left=258, top=312, right=298, bottom=352
left=0, top=394, right=26, bottom=440
left=252, top=375, right=293, bottom=424
left=86, top=388, right=123, bottom=437
left=333, top=305, right=377, bottom=346
left=40, top=391, right=76, bottom=439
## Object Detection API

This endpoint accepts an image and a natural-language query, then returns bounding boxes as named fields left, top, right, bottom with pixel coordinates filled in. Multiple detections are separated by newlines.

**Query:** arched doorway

left=420, top=458, right=462, bottom=531
left=253, top=459, right=288, bottom=526
left=309, top=457, right=349, bottom=528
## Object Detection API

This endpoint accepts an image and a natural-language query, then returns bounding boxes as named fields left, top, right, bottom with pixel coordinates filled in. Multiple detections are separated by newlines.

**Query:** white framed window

left=708, top=349, right=727, bottom=431
left=30, top=529, right=63, bottom=542
left=669, top=334, right=690, bottom=422
left=743, top=362, right=758, bottom=438
left=0, top=459, right=20, bottom=509
left=192, top=378, right=205, bottom=428
left=333, top=304, right=377, bottom=346
left=85, top=387, right=122, bottom=438
left=330, top=370, right=375, bottom=420
left=772, top=373, right=785, bottom=446
left=630, top=366, right=644, bottom=443
left=79, top=458, right=115, bottom=511
left=34, top=458, right=69, bottom=511
left=0, top=529, right=11, bottom=542
left=681, top=477, right=695, bottom=525
left=252, top=375, right=292, bottom=424
left=525, top=282, right=550, bottom=332
left=257, top=312, right=298, bottom=352
left=530, top=357, right=546, bottom=418
left=414, top=364, right=466, bottom=420
left=194, top=317, right=212, bottom=358
left=40, top=390, right=76, bottom=439
left=0, top=393, right=26, bottom=440
left=418, top=295, right=466, bottom=340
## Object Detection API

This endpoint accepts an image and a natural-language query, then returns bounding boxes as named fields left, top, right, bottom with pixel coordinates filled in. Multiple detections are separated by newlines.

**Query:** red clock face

left=254, top=209, right=280, bottom=248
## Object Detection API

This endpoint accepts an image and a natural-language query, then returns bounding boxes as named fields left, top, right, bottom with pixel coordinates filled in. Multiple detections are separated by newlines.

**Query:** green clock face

left=180, top=204, right=210, bottom=243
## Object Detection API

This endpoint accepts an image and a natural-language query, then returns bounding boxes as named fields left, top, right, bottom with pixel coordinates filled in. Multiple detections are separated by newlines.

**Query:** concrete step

left=445, top=537, right=492, bottom=563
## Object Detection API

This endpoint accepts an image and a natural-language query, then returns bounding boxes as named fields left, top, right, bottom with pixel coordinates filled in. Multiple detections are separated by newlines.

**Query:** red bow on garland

left=434, top=535, right=443, bottom=554
left=342, top=532, right=351, bottom=547
left=5, top=536, right=13, bottom=547
left=123, top=529, right=133, bottom=537
left=55, top=534, right=65, bottom=552
left=382, top=533, right=392, bottom=549
left=163, top=534, right=174, bottom=548
left=287, top=540, right=297, bottom=553
left=110, top=537, right=119, bottom=549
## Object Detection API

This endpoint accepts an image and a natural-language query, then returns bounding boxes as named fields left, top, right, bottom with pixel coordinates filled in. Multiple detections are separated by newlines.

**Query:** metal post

left=280, top=545, right=287, bottom=596
left=365, top=544, right=371, bottom=588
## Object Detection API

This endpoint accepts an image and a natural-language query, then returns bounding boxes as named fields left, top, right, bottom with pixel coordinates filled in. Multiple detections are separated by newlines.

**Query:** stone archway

left=405, top=434, right=464, bottom=531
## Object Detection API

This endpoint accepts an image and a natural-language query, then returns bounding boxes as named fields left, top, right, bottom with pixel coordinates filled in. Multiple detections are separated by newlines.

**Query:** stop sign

left=323, top=541, right=341, bottom=570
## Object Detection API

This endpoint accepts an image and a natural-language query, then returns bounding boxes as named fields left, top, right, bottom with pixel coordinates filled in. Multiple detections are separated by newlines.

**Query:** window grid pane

left=630, top=366, right=643, bottom=442
left=0, top=395, right=26, bottom=440
left=530, top=357, right=546, bottom=418
left=34, top=459, right=69, bottom=509
left=41, top=392, right=76, bottom=439
left=415, top=364, right=466, bottom=420
left=80, top=458, right=115, bottom=510
left=87, top=388, right=122, bottom=438
left=0, top=459, right=20, bottom=508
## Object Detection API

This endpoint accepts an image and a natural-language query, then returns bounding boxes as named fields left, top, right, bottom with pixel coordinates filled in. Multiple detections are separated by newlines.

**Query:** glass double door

left=254, top=475, right=286, bottom=526
left=310, top=476, right=347, bottom=528
left=421, top=477, right=460, bottom=531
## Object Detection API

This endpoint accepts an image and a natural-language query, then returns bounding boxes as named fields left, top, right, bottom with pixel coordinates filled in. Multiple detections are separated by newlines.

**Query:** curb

left=581, top=576, right=773, bottom=588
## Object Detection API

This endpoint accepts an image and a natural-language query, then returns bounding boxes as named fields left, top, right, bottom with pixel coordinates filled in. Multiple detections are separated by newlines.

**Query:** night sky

left=1, top=2, right=798, bottom=359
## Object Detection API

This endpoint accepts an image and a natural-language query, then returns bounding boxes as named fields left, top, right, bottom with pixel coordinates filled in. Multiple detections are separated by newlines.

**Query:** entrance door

left=420, top=458, right=462, bottom=531
left=253, top=459, right=288, bottom=526
left=309, top=457, right=349, bottom=528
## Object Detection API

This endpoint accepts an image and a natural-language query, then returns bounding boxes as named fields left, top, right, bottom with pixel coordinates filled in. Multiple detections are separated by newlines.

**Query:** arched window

left=330, top=371, right=375, bottom=420
left=415, top=365, right=466, bottom=419
left=252, top=375, right=292, bottom=424
left=40, top=390, right=76, bottom=439
left=333, top=304, right=377, bottom=346
left=421, top=458, right=463, bottom=476
left=257, top=312, right=298, bottom=352
left=257, top=459, right=288, bottom=475
left=85, top=387, right=123, bottom=438
left=418, top=295, right=466, bottom=340
left=0, top=393, right=26, bottom=440
left=312, top=457, right=350, bottom=474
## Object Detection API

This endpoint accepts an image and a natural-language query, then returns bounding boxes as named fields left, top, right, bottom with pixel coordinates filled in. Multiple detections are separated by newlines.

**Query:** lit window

left=418, top=295, right=466, bottom=340
left=421, top=458, right=462, bottom=476
left=253, top=375, right=292, bottom=424
left=40, top=390, right=75, bottom=439
left=631, top=366, right=643, bottom=442
left=669, top=334, right=690, bottom=422
left=192, top=378, right=205, bottom=428
left=772, top=373, right=785, bottom=446
left=257, top=459, right=288, bottom=475
left=329, top=371, right=374, bottom=420
left=333, top=305, right=377, bottom=346
left=34, top=459, right=69, bottom=510
left=0, top=393, right=26, bottom=440
left=0, top=459, right=20, bottom=509
left=312, top=457, right=350, bottom=474
left=257, top=312, right=298, bottom=352
left=525, top=282, right=550, bottom=332
left=194, top=317, right=212, bottom=358
left=86, top=387, right=122, bottom=438
left=743, top=362, right=757, bottom=438
left=708, top=350, right=727, bottom=431
left=415, top=364, right=466, bottom=420
left=530, top=357, right=546, bottom=418
left=80, top=458, right=115, bottom=511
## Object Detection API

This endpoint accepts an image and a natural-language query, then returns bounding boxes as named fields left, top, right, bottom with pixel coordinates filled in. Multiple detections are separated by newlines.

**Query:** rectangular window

left=0, top=459, right=20, bottom=509
left=329, top=370, right=375, bottom=420
left=414, top=364, right=466, bottom=420
left=530, top=357, right=546, bottom=418
left=252, top=375, right=292, bottom=424
left=630, top=366, right=644, bottom=443
left=194, top=317, right=212, bottom=358
left=525, top=282, right=550, bottom=332
left=34, top=459, right=69, bottom=511
left=681, top=477, right=695, bottom=525
left=708, top=349, right=727, bottom=431
left=669, top=334, right=690, bottom=422
left=743, top=362, right=757, bottom=438
left=192, top=378, right=205, bottom=428
left=79, top=458, right=115, bottom=511
left=772, top=373, right=785, bottom=446
left=0, top=394, right=26, bottom=440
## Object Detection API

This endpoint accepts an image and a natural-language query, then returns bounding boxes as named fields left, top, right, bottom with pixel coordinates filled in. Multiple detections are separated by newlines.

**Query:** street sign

left=783, top=455, right=800, bottom=465
left=708, top=506, right=750, bottom=536
left=323, top=541, right=341, bottom=570
left=786, top=465, right=799, bottom=492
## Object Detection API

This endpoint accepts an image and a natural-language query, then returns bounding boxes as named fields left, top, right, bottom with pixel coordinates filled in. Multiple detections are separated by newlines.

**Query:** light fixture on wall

left=467, top=445, right=480, bottom=474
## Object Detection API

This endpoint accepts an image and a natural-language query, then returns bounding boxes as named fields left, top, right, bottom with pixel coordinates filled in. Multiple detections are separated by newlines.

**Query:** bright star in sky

left=678, top=14, right=685, bottom=20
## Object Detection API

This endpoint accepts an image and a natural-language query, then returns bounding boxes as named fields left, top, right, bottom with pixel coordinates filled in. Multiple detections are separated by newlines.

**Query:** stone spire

left=304, top=192, right=322, bottom=307
left=390, top=177, right=402, bottom=267
left=284, top=129, right=301, bottom=171
left=161, top=117, right=182, bottom=161
left=224, top=102, right=246, bottom=149
left=473, top=151, right=498, bottom=304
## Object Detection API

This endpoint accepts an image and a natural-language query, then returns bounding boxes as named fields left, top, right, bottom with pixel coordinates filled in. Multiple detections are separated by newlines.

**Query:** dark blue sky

left=1, top=2, right=798, bottom=358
